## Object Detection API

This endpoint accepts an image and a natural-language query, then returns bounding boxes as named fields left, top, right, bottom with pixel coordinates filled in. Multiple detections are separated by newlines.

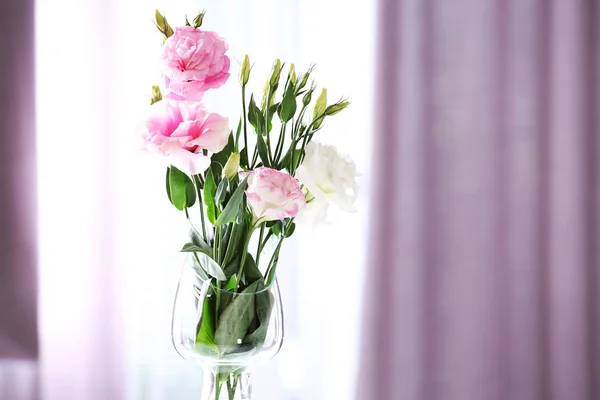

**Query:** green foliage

left=214, top=280, right=260, bottom=352
left=278, top=84, right=297, bottom=123
left=196, top=293, right=218, bottom=353
left=243, top=281, right=274, bottom=346
left=166, top=166, right=196, bottom=211
left=215, top=177, right=248, bottom=227
left=203, top=169, right=217, bottom=224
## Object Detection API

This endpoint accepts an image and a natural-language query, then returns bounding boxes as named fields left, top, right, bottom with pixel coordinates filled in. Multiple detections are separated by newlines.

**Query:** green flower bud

left=325, top=100, right=350, bottom=116
left=261, top=79, right=271, bottom=110
left=302, top=82, right=316, bottom=106
left=289, top=63, right=297, bottom=85
left=193, top=10, right=206, bottom=28
left=223, top=153, right=241, bottom=180
left=296, top=64, right=314, bottom=92
left=150, top=85, right=162, bottom=105
left=155, top=10, right=174, bottom=38
left=269, top=59, right=282, bottom=87
left=240, top=54, right=251, bottom=86
left=303, top=90, right=313, bottom=106
left=312, top=88, right=327, bottom=129
left=305, top=189, right=315, bottom=204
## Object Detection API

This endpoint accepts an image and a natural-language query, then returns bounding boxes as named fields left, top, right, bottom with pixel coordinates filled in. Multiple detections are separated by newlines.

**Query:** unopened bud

left=312, top=88, right=327, bottom=128
left=269, top=59, right=282, bottom=87
left=193, top=11, right=205, bottom=28
left=325, top=100, right=350, bottom=116
left=223, top=153, right=241, bottom=180
left=240, top=54, right=250, bottom=86
left=289, top=63, right=297, bottom=85
left=261, top=79, right=270, bottom=110
left=150, top=85, right=162, bottom=105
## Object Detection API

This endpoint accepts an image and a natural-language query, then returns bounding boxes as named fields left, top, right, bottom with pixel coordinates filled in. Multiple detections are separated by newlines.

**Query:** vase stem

left=201, top=368, right=216, bottom=399
left=201, top=368, right=252, bottom=399
left=238, top=372, right=252, bottom=399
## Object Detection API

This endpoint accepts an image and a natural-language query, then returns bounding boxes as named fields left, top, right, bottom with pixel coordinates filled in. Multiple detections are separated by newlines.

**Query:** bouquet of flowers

left=139, top=9, right=358, bottom=399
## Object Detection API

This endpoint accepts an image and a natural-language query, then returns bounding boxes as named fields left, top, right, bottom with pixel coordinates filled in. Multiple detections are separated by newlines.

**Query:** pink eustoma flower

left=161, top=27, right=230, bottom=101
left=140, top=101, right=230, bottom=175
left=245, top=167, right=306, bottom=222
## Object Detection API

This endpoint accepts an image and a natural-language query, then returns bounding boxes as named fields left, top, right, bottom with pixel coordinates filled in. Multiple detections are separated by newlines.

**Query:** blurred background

left=1, top=0, right=598, bottom=399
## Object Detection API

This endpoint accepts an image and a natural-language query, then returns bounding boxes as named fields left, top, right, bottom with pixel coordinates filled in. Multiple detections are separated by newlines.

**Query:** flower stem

left=235, top=225, right=255, bottom=293
left=264, top=235, right=285, bottom=286
left=273, top=123, right=286, bottom=165
left=193, top=175, right=208, bottom=240
left=255, top=225, right=265, bottom=268
left=241, top=85, right=249, bottom=166
left=265, top=86, right=273, bottom=163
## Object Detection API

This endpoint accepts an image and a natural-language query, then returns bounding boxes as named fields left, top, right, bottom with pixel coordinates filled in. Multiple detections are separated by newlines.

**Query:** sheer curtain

left=36, top=0, right=373, bottom=399
left=358, top=0, right=599, bottom=399
left=0, top=0, right=38, bottom=399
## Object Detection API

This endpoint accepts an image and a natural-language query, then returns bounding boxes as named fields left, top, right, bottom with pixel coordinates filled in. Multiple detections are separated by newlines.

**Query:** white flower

left=295, top=141, right=358, bottom=222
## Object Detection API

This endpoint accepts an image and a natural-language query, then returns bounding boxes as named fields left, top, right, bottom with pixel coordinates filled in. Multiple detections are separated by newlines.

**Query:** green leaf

left=240, top=147, right=249, bottom=169
left=215, top=176, right=229, bottom=205
left=186, top=228, right=213, bottom=255
left=242, top=253, right=263, bottom=284
left=278, top=143, right=296, bottom=170
left=284, top=222, right=296, bottom=238
left=222, top=217, right=246, bottom=266
left=180, top=242, right=210, bottom=255
left=248, top=94, right=264, bottom=135
left=255, top=131, right=270, bottom=167
left=235, top=118, right=242, bottom=151
left=215, top=176, right=248, bottom=227
left=266, top=103, right=279, bottom=134
left=196, top=294, right=218, bottom=353
left=293, top=149, right=303, bottom=166
left=166, top=167, right=172, bottom=203
left=270, top=220, right=283, bottom=236
left=180, top=243, right=226, bottom=281
left=204, top=169, right=217, bottom=224
left=223, top=258, right=239, bottom=277
left=279, top=85, right=297, bottom=122
left=168, top=165, right=194, bottom=211
left=265, top=255, right=279, bottom=287
left=211, top=135, right=234, bottom=178
left=224, top=275, right=238, bottom=292
left=214, top=280, right=261, bottom=352
left=188, top=253, right=209, bottom=281
left=186, top=178, right=196, bottom=208
left=199, top=254, right=227, bottom=281
left=244, top=281, right=274, bottom=346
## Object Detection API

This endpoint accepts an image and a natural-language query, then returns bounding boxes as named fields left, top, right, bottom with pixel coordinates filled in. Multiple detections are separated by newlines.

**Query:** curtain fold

left=359, top=0, right=599, bottom=399
left=0, top=0, right=38, bottom=360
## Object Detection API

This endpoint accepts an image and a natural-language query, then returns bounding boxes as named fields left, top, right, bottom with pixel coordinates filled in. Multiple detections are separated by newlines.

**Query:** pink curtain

left=0, top=0, right=38, bottom=360
left=359, top=0, right=599, bottom=399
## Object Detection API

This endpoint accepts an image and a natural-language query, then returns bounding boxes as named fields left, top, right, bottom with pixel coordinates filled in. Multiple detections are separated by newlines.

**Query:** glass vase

left=172, top=254, right=284, bottom=399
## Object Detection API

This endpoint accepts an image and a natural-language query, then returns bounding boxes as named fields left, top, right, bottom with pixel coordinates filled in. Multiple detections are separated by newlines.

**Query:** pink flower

left=160, top=27, right=230, bottom=101
left=139, top=101, right=230, bottom=175
left=245, top=167, right=306, bottom=222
